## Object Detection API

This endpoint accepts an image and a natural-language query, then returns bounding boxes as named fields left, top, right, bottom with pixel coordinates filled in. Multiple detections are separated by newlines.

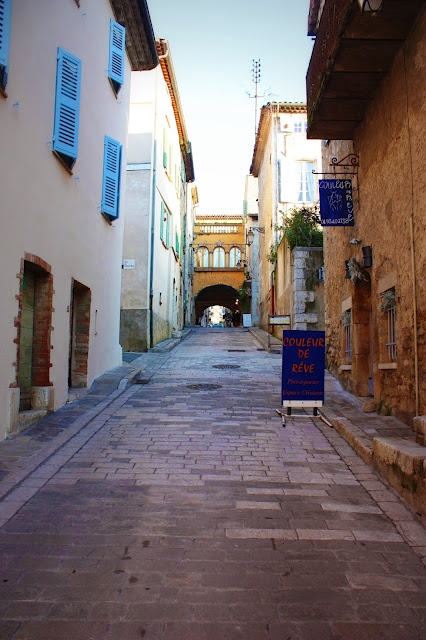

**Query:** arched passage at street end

left=194, top=284, right=239, bottom=320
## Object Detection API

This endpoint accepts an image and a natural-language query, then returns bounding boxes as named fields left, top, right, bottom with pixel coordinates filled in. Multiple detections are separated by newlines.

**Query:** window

left=160, top=202, right=171, bottom=248
left=174, top=230, right=181, bottom=261
left=108, top=19, right=125, bottom=95
left=342, top=310, right=352, bottom=364
left=0, top=0, right=11, bottom=91
left=213, top=247, right=225, bottom=268
left=52, top=48, right=82, bottom=170
left=101, top=136, right=122, bottom=220
left=163, top=128, right=168, bottom=169
left=380, top=288, right=396, bottom=363
left=195, top=247, right=208, bottom=268
left=297, top=161, right=315, bottom=202
left=229, top=247, right=241, bottom=267
left=294, top=121, right=308, bottom=133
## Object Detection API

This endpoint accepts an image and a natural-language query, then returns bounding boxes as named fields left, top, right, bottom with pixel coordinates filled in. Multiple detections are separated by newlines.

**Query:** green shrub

left=280, top=206, right=323, bottom=251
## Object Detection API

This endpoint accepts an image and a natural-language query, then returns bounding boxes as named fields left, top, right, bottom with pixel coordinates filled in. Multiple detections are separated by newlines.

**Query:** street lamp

left=246, top=227, right=265, bottom=247
left=358, top=0, right=383, bottom=14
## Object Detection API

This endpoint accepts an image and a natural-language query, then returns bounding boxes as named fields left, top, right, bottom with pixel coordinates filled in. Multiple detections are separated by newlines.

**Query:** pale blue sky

left=147, top=0, right=314, bottom=215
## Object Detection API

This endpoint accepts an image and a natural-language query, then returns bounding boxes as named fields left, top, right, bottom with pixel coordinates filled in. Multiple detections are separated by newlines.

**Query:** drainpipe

left=403, top=46, right=419, bottom=417
left=149, top=43, right=169, bottom=348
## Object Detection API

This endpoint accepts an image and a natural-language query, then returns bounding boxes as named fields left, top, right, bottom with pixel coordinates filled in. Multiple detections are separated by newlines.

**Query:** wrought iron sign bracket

left=312, top=154, right=359, bottom=178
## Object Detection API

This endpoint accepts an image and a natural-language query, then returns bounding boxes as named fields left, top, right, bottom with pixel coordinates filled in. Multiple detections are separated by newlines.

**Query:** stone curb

left=151, top=327, right=192, bottom=353
left=320, top=408, right=425, bottom=517
left=248, top=327, right=282, bottom=353
left=320, top=409, right=374, bottom=466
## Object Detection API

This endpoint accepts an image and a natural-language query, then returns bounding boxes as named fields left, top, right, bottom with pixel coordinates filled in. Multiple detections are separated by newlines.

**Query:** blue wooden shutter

left=0, top=0, right=12, bottom=88
left=108, top=20, right=125, bottom=91
left=52, top=48, right=81, bottom=167
left=101, top=136, right=121, bottom=219
left=166, top=212, right=171, bottom=248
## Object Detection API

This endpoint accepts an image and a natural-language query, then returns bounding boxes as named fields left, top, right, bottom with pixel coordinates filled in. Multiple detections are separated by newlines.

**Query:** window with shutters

left=174, top=229, right=181, bottom=262
left=0, top=0, right=11, bottom=93
left=296, top=161, right=315, bottom=202
left=101, top=136, right=121, bottom=220
left=160, top=202, right=171, bottom=248
left=108, top=19, right=125, bottom=95
left=52, top=48, right=82, bottom=171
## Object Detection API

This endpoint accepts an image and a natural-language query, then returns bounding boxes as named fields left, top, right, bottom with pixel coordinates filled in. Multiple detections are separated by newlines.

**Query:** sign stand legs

left=276, top=406, right=333, bottom=428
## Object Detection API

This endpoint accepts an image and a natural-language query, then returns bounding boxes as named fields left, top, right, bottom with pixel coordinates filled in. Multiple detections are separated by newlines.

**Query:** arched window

left=195, top=246, right=209, bottom=268
left=229, top=247, right=241, bottom=267
left=213, top=247, right=225, bottom=267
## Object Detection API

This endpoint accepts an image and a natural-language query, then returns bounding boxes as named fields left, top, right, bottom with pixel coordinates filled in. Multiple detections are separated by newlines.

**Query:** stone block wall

left=322, top=9, right=426, bottom=424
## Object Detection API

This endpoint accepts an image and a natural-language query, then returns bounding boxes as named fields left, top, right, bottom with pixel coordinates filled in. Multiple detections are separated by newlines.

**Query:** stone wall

left=322, top=9, right=426, bottom=424
left=273, top=242, right=324, bottom=338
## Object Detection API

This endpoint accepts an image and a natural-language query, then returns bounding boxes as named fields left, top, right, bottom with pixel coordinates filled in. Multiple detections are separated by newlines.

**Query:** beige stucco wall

left=255, top=110, right=322, bottom=330
left=323, top=8, right=426, bottom=423
left=120, top=67, right=187, bottom=350
left=0, top=0, right=131, bottom=440
left=256, top=124, right=275, bottom=329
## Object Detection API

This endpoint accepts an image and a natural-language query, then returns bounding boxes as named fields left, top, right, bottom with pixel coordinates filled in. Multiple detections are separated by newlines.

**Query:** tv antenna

left=246, top=59, right=266, bottom=136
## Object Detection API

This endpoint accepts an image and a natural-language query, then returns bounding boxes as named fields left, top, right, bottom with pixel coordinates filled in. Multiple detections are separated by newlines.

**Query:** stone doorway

left=15, top=257, right=53, bottom=427
left=68, top=280, right=91, bottom=389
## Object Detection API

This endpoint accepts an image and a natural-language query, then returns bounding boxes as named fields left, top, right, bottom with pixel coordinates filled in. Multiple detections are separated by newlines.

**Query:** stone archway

left=195, top=284, right=239, bottom=321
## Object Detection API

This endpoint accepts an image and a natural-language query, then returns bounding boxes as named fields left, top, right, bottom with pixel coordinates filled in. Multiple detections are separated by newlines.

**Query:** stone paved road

left=0, top=328, right=425, bottom=639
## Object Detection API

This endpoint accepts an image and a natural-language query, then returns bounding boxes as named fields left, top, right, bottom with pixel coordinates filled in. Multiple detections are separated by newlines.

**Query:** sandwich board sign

left=281, top=330, right=325, bottom=410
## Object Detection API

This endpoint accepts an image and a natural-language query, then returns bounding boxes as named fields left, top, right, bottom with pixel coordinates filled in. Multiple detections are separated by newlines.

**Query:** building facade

left=192, top=215, right=247, bottom=322
left=307, top=0, right=426, bottom=426
left=120, top=39, right=195, bottom=351
left=0, top=0, right=157, bottom=441
left=250, top=103, right=323, bottom=335
left=243, top=175, right=260, bottom=326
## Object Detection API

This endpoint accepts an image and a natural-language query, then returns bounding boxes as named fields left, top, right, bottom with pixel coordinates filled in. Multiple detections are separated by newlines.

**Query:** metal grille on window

left=386, top=305, right=397, bottom=362
left=343, top=310, right=352, bottom=364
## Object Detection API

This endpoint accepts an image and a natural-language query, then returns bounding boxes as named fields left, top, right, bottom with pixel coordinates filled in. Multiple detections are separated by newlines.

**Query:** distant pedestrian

left=232, top=309, right=241, bottom=327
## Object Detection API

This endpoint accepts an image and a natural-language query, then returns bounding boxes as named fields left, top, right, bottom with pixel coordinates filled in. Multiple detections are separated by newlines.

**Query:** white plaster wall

left=0, top=0, right=131, bottom=440
left=121, top=65, right=186, bottom=345
left=121, top=169, right=152, bottom=310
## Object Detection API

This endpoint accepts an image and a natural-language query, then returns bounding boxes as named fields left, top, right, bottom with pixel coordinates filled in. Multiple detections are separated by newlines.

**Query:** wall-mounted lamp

left=246, top=227, right=265, bottom=246
left=358, top=0, right=383, bottom=14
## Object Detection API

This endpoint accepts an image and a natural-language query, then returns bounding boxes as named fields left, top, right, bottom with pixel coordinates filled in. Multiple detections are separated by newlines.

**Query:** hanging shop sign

left=281, top=330, right=325, bottom=407
left=319, top=179, right=354, bottom=226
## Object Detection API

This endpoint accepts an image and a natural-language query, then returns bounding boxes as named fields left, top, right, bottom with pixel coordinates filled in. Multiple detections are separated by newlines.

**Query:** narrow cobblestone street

left=0, top=328, right=425, bottom=639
